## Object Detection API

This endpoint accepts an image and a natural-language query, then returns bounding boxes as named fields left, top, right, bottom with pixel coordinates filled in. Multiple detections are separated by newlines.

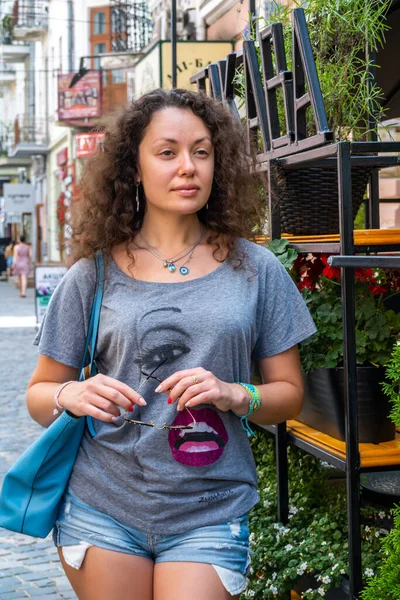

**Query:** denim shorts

left=53, top=489, right=251, bottom=596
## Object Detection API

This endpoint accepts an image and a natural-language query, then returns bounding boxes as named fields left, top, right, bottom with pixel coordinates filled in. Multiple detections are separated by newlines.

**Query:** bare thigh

left=153, top=562, right=240, bottom=600
left=58, top=546, right=153, bottom=600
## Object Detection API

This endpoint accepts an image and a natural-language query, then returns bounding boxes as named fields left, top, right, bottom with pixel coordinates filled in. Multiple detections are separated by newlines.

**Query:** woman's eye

left=195, top=150, right=209, bottom=156
left=160, top=150, right=174, bottom=157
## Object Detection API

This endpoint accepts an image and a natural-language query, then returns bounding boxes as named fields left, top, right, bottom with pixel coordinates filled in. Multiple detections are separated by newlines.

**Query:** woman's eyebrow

left=152, top=136, right=212, bottom=145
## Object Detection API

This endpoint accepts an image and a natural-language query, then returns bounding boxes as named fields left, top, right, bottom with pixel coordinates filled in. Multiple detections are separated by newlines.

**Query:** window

left=112, top=69, right=125, bottom=85
left=94, top=43, right=107, bottom=85
left=111, top=8, right=126, bottom=33
left=94, top=11, right=106, bottom=35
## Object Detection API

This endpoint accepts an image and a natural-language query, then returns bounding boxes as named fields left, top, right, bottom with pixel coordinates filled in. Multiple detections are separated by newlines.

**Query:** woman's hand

left=155, top=367, right=249, bottom=415
left=58, top=374, right=147, bottom=422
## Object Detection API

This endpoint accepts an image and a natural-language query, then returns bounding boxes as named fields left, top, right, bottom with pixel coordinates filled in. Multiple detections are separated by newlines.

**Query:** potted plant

left=241, top=432, right=388, bottom=599
left=234, top=0, right=392, bottom=235
left=1, top=15, right=13, bottom=44
left=269, top=238, right=400, bottom=442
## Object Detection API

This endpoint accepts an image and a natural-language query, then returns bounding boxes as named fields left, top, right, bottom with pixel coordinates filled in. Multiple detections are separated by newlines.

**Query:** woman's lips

left=172, top=188, right=199, bottom=197
left=168, top=407, right=228, bottom=466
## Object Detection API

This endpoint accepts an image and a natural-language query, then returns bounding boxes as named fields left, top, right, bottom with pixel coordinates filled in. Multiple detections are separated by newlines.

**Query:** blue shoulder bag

left=0, top=250, right=104, bottom=538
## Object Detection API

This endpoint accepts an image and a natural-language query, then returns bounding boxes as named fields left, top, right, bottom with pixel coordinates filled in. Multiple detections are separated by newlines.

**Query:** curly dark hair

left=69, top=88, right=266, bottom=267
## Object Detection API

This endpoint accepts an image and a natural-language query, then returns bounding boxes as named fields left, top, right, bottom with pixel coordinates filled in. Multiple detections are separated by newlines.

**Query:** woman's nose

left=177, top=153, right=195, bottom=176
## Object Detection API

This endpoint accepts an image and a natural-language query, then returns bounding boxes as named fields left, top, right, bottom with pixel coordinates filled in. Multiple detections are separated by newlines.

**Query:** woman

left=13, top=235, right=32, bottom=297
left=27, top=89, right=316, bottom=600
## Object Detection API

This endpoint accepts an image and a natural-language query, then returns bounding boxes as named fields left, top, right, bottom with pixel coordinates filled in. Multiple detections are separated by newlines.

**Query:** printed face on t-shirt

left=133, top=306, right=228, bottom=466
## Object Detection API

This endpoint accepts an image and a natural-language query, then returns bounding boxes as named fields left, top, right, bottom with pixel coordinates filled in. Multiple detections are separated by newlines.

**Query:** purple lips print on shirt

left=168, top=407, right=228, bottom=466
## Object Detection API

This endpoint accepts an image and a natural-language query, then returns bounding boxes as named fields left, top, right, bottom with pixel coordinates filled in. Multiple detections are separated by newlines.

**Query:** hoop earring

left=136, top=182, right=140, bottom=212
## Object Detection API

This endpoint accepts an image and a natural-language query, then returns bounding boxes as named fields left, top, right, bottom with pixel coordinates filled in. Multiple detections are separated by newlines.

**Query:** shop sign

left=4, top=183, right=34, bottom=216
left=58, top=70, right=102, bottom=121
left=76, top=132, right=105, bottom=158
left=35, top=265, right=67, bottom=324
left=133, top=41, right=233, bottom=98
left=56, top=148, right=68, bottom=166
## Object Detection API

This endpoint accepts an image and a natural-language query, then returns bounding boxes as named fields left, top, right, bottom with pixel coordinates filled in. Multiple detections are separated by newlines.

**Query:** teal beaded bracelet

left=233, top=383, right=262, bottom=437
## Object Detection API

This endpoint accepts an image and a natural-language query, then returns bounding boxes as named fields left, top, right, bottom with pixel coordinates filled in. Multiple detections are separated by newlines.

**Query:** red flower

left=320, top=255, right=341, bottom=280
left=355, top=268, right=373, bottom=282
left=56, top=193, right=66, bottom=228
left=298, top=276, right=316, bottom=291
left=322, top=264, right=341, bottom=280
left=368, top=284, right=389, bottom=295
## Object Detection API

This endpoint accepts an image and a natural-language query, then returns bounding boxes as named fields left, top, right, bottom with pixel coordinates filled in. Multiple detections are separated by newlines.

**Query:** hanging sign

left=4, top=183, right=34, bottom=215
left=75, top=132, right=105, bottom=158
left=58, top=70, right=103, bottom=120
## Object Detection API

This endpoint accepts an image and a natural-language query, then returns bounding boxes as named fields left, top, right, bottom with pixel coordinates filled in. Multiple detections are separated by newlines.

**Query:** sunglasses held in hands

left=124, top=362, right=196, bottom=431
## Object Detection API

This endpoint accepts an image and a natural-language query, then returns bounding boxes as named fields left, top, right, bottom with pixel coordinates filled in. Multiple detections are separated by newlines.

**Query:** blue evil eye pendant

left=179, top=266, right=190, bottom=276
left=167, top=263, right=176, bottom=272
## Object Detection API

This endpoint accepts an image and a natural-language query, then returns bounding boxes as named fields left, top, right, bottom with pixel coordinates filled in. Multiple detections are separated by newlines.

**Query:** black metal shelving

left=191, top=7, right=400, bottom=599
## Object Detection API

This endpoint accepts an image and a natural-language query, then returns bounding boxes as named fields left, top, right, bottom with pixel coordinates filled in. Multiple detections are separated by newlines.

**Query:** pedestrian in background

left=12, top=235, right=32, bottom=297
left=26, top=88, right=316, bottom=600
left=4, top=240, right=15, bottom=282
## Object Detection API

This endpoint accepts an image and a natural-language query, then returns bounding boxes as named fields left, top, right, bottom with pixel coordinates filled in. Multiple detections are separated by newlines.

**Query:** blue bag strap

left=78, top=251, right=104, bottom=438
left=78, top=250, right=104, bottom=381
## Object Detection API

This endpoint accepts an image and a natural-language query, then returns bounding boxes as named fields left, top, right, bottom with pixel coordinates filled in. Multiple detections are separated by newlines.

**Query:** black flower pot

left=299, top=366, right=395, bottom=443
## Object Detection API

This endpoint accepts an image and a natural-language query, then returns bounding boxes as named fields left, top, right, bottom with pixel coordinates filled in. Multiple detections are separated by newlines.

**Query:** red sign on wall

left=56, top=147, right=68, bottom=166
left=58, top=71, right=102, bottom=121
left=75, top=132, right=105, bottom=158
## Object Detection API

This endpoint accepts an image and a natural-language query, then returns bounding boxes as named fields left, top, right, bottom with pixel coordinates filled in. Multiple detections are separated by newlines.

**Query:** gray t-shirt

left=34, top=238, right=316, bottom=535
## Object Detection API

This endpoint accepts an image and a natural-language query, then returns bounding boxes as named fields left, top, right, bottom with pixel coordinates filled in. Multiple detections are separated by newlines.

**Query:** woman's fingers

left=92, top=383, right=145, bottom=411
left=177, top=389, right=211, bottom=412
left=98, top=375, right=146, bottom=406
left=157, top=368, right=208, bottom=395
left=174, top=380, right=209, bottom=411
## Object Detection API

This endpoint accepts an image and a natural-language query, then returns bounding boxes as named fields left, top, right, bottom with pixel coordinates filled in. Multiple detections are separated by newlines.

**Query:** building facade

left=1, top=0, right=398, bottom=268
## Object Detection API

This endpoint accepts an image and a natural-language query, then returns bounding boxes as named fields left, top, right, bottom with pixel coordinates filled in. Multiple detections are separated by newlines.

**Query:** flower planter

left=278, top=167, right=372, bottom=236
left=299, top=366, right=395, bottom=443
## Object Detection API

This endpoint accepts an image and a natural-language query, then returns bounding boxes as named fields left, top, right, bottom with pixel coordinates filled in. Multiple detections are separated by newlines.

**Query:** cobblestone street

left=0, top=281, right=77, bottom=600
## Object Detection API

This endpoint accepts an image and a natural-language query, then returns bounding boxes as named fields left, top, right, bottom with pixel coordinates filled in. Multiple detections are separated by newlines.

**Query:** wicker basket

left=277, top=166, right=373, bottom=236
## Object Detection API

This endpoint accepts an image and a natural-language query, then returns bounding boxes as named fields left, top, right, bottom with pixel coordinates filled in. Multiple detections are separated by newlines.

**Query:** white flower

left=247, top=591, right=255, bottom=598
left=321, top=576, right=331, bottom=584
left=272, top=572, right=277, bottom=580
left=305, top=589, right=313, bottom=594
left=318, top=587, right=326, bottom=596
left=285, top=544, right=293, bottom=551
left=365, top=568, right=374, bottom=577
left=328, top=553, right=335, bottom=559
left=375, top=531, right=380, bottom=538
left=297, top=561, right=308, bottom=575
left=269, top=585, right=278, bottom=594
left=321, top=541, right=327, bottom=546
left=263, top=500, right=272, bottom=508
left=249, top=532, right=255, bottom=544
left=365, top=526, right=371, bottom=532
left=379, top=511, right=386, bottom=519
left=331, top=563, right=339, bottom=571
left=289, top=505, right=299, bottom=515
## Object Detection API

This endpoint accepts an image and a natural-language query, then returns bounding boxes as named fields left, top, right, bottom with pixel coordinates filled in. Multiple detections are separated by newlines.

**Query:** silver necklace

left=138, top=229, right=204, bottom=276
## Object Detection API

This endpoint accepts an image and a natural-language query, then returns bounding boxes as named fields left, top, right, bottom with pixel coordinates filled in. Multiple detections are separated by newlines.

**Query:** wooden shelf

left=287, top=420, right=400, bottom=469
left=255, top=228, right=400, bottom=247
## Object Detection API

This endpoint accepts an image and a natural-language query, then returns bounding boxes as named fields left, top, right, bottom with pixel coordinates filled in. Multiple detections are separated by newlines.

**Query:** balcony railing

left=2, top=115, right=49, bottom=158
left=0, top=66, right=17, bottom=84
left=12, top=0, right=48, bottom=41
left=14, top=115, right=47, bottom=146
